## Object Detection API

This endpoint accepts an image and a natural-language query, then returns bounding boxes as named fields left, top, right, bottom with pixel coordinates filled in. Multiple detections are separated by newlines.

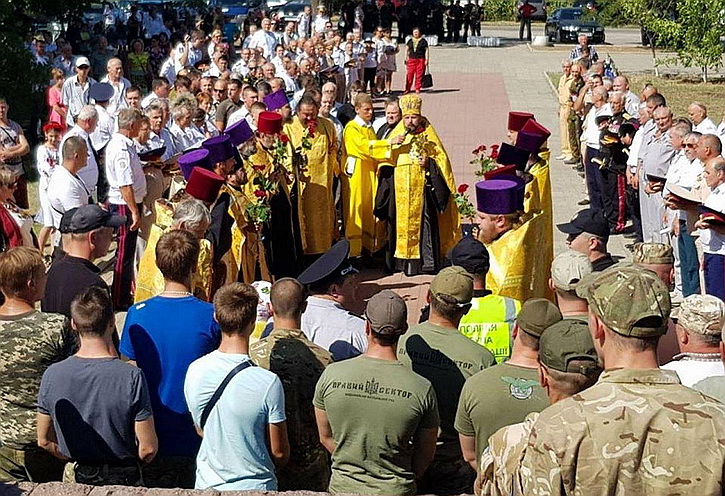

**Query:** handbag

left=421, top=69, right=433, bottom=89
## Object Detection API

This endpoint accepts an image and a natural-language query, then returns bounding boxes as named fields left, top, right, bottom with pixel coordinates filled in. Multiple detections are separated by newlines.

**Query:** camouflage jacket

left=0, top=311, right=75, bottom=449
left=520, top=368, right=725, bottom=495
left=249, top=328, right=334, bottom=490
left=477, top=412, right=539, bottom=496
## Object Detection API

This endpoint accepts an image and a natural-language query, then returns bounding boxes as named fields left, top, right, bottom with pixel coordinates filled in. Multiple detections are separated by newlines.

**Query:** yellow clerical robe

left=341, top=116, right=391, bottom=257
left=283, top=116, right=339, bottom=255
left=485, top=152, right=554, bottom=302
left=387, top=119, right=460, bottom=261
left=135, top=199, right=214, bottom=303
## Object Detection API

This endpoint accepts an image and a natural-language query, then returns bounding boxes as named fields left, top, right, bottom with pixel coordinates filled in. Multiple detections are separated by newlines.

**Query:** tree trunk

left=647, top=33, right=659, bottom=77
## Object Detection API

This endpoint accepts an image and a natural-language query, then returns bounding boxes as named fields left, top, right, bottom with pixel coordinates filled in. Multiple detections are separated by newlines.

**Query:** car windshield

left=560, top=9, right=582, bottom=20
left=218, top=0, right=258, bottom=6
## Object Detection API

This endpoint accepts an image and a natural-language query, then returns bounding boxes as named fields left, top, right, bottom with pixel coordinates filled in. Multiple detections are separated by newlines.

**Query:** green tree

left=0, top=0, right=91, bottom=130
left=618, top=0, right=679, bottom=76
left=674, top=0, right=725, bottom=82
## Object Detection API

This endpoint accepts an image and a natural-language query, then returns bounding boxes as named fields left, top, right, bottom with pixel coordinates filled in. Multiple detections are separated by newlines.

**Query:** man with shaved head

left=688, top=102, right=718, bottom=134
left=612, top=75, right=639, bottom=115
left=250, top=278, right=333, bottom=491
left=100, top=57, right=131, bottom=115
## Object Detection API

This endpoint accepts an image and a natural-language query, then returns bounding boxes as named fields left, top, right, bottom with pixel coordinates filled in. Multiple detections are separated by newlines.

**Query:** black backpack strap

left=199, top=360, right=255, bottom=430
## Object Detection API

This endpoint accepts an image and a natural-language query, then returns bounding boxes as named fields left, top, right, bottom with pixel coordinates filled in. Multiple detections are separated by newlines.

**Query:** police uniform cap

left=297, top=239, right=358, bottom=287
left=89, top=82, right=114, bottom=103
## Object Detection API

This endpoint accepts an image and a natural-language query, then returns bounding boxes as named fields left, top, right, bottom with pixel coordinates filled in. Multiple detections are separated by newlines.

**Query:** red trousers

left=406, top=58, right=425, bottom=92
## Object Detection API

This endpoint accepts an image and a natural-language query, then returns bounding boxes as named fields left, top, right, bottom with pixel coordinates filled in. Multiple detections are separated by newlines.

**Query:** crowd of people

left=3, top=5, right=725, bottom=496
left=558, top=33, right=725, bottom=302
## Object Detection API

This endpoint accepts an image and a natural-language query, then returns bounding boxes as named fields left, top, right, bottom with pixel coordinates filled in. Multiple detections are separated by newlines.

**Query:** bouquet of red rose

left=246, top=133, right=290, bottom=226
left=470, top=144, right=500, bottom=176
left=454, top=183, right=476, bottom=222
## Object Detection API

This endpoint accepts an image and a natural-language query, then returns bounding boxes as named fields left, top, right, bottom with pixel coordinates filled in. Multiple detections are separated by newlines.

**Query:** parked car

left=271, top=0, right=310, bottom=24
left=209, top=0, right=267, bottom=30
left=516, top=0, right=547, bottom=22
left=545, top=7, right=605, bottom=44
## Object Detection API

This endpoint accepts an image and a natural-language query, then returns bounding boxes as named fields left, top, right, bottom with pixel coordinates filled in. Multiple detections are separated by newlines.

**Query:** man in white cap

left=661, top=294, right=725, bottom=387
left=549, top=251, right=592, bottom=321
left=61, top=56, right=97, bottom=127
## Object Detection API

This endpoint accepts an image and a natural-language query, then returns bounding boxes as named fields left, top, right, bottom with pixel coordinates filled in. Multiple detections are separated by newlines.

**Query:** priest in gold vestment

left=283, top=95, right=340, bottom=257
left=378, top=93, right=460, bottom=275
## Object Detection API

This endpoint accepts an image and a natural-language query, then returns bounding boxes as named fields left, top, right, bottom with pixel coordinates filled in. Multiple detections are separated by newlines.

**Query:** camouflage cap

left=576, top=263, right=671, bottom=338
left=632, top=242, right=674, bottom=265
left=539, top=319, right=600, bottom=375
left=551, top=251, right=593, bottom=291
left=430, top=266, right=474, bottom=306
left=516, top=298, right=563, bottom=338
left=671, top=294, right=725, bottom=337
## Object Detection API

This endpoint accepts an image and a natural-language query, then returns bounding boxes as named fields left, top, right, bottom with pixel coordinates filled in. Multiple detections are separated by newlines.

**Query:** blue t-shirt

left=120, top=295, right=221, bottom=457
left=184, top=351, right=286, bottom=491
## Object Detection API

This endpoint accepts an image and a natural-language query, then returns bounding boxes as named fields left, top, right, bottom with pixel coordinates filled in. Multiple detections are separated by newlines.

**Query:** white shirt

left=627, top=126, right=645, bottom=172
left=174, top=43, right=202, bottom=71
left=147, top=129, right=176, bottom=161
left=624, top=90, right=640, bottom=116
left=301, top=296, right=367, bottom=360
left=141, top=91, right=163, bottom=109
left=695, top=117, right=718, bottom=135
left=159, top=58, right=177, bottom=84
left=90, top=105, right=114, bottom=151
left=58, top=126, right=98, bottom=192
left=296, top=12, right=310, bottom=38
left=47, top=165, right=90, bottom=228
left=666, top=151, right=702, bottom=190
left=583, top=103, right=612, bottom=149
left=312, top=14, right=329, bottom=35
left=231, top=58, right=249, bottom=76
left=169, top=122, right=205, bottom=152
left=700, top=182, right=725, bottom=255
left=227, top=106, right=251, bottom=127
left=105, top=132, right=147, bottom=205
left=248, top=29, right=278, bottom=59
left=662, top=356, right=725, bottom=388
left=61, top=75, right=97, bottom=126
left=99, top=76, right=131, bottom=115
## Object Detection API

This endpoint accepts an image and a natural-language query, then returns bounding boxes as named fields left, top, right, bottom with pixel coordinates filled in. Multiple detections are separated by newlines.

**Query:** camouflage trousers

left=416, top=457, right=476, bottom=495
left=0, top=445, right=64, bottom=483
left=568, top=111, right=582, bottom=161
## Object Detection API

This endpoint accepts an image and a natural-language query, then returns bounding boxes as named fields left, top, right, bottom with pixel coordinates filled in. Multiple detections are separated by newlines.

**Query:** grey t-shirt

left=38, top=356, right=152, bottom=464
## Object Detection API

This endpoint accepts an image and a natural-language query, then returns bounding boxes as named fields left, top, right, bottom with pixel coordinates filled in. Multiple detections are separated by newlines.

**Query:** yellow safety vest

left=459, top=294, right=521, bottom=363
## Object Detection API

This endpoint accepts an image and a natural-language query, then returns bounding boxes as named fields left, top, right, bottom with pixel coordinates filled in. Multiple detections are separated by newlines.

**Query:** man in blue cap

left=557, top=208, right=615, bottom=272
left=297, top=239, right=367, bottom=361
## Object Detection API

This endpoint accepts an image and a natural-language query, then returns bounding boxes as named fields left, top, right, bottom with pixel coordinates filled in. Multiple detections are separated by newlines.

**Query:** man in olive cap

left=398, top=266, right=495, bottom=495
left=661, top=294, right=725, bottom=387
left=476, top=319, right=601, bottom=496
left=456, top=298, right=560, bottom=473
left=522, top=263, right=725, bottom=495
left=314, top=290, right=439, bottom=496
left=549, top=251, right=592, bottom=321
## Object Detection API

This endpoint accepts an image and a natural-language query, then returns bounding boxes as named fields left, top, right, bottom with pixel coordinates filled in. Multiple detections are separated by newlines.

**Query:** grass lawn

left=546, top=72, right=725, bottom=121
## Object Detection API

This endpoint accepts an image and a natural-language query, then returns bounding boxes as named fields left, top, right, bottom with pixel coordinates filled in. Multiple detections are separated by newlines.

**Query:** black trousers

left=519, top=18, right=532, bottom=40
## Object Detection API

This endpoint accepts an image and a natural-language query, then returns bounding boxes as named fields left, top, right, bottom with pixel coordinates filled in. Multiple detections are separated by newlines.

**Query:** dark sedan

left=271, top=0, right=310, bottom=24
left=545, top=7, right=605, bottom=44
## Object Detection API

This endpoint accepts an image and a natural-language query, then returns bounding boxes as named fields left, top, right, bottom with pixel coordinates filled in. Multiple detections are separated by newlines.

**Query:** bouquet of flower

left=410, top=132, right=437, bottom=165
left=454, top=183, right=476, bottom=222
left=245, top=134, right=290, bottom=226
left=471, top=144, right=500, bottom=176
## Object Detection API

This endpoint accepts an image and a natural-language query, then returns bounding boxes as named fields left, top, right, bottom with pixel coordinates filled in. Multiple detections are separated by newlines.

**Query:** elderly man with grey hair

left=59, top=105, right=99, bottom=196
left=135, top=198, right=213, bottom=303
left=688, top=102, right=718, bottom=134
left=106, top=107, right=147, bottom=310
left=145, top=100, right=176, bottom=161
left=169, top=95, right=205, bottom=152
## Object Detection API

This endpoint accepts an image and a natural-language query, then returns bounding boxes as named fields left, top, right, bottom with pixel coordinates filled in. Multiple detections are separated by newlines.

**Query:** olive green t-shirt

left=397, top=322, right=496, bottom=459
left=455, top=362, right=548, bottom=459
left=313, top=355, right=439, bottom=496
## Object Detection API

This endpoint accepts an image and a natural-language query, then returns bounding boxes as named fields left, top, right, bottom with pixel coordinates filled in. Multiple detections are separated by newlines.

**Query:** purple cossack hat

left=178, top=148, right=212, bottom=180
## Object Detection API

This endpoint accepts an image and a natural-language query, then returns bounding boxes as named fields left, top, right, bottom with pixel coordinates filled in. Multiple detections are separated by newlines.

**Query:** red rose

left=472, top=148, right=479, bottom=155
left=279, top=134, right=289, bottom=143
left=252, top=164, right=266, bottom=171
left=458, top=184, right=469, bottom=194
left=491, top=144, right=500, bottom=150
left=254, top=189, right=267, bottom=198
left=491, top=150, right=499, bottom=160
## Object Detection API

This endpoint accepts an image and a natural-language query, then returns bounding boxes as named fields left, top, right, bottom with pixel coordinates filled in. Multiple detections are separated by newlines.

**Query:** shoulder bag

left=199, top=360, right=255, bottom=430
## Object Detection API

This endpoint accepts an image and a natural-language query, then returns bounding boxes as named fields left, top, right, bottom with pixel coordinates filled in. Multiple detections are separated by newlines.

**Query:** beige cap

left=633, top=242, right=674, bottom=265
left=672, top=294, right=725, bottom=337
left=551, top=251, right=593, bottom=291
